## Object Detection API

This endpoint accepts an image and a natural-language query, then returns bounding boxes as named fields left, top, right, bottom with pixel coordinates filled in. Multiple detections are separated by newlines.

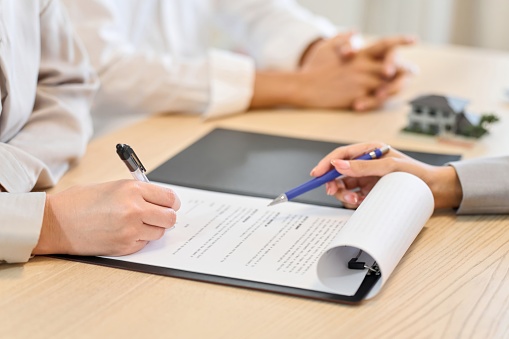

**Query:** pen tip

left=267, top=194, right=288, bottom=207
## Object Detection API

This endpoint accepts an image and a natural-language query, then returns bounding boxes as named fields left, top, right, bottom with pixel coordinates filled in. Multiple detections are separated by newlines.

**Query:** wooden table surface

left=2, top=44, right=509, bottom=338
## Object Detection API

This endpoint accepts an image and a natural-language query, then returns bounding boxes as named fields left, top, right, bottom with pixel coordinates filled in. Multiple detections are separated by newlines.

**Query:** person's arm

left=311, top=142, right=463, bottom=210
left=215, top=0, right=337, bottom=71
left=0, top=0, right=98, bottom=194
left=449, top=157, right=509, bottom=214
left=0, top=193, right=46, bottom=263
left=250, top=34, right=386, bottom=110
left=1, top=180, right=181, bottom=264
left=0, top=0, right=97, bottom=263
left=62, top=0, right=255, bottom=124
left=216, top=1, right=416, bottom=111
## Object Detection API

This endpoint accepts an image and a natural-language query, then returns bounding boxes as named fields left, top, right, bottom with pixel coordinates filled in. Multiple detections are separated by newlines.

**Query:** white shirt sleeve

left=214, top=0, right=338, bottom=71
left=0, top=0, right=97, bottom=193
left=63, top=0, right=255, bottom=128
left=449, top=156, right=509, bottom=214
left=63, top=0, right=337, bottom=133
left=0, top=0, right=97, bottom=263
left=206, top=49, right=255, bottom=118
left=0, top=193, right=46, bottom=263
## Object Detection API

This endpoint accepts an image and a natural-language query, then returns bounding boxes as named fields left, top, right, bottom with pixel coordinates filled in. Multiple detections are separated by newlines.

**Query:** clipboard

left=54, top=128, right=459, bottom=303
left=147, top=128, right=461, bottom=207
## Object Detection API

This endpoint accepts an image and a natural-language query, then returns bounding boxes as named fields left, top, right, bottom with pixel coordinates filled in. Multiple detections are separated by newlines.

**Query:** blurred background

left=297, top=0, right=509, bottom=51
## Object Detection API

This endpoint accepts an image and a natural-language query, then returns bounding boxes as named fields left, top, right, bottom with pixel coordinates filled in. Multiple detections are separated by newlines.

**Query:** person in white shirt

left=312, top=142, right=509, bottom=214
left=0, top=0, right=180, bottom=264
left=63, top=0, right=415, bottom=136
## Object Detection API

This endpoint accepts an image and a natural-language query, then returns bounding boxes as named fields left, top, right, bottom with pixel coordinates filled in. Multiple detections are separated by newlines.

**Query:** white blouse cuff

left=203, top=49, right=255, bottom=119
left=255, top=20, right=337, bottom=71
left=0, top=192, right=46, bottom=263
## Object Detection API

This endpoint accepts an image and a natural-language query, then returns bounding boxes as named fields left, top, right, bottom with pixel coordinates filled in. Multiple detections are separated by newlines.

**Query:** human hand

left=310, top=142, right=463, bottom=209
left=33, top=180, right=181, bottom=256
left=358, top=35, right=416, bottom=78
left=351, top=35, right=417, bottom=111
left=297, top=33, right=391, bottom=109
left=299, top=31, right=359, bottom=67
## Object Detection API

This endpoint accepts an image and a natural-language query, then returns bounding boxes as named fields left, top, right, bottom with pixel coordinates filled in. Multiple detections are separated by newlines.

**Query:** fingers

left=382, top=48, right=398, bottom=78
left=128, top=182, right=180, bottom=240
left=362, top=35, right=416, bottom=58
left=381, top=72, right=406, bottom=98
left=352, top=94, right=385, bottom=112
left=139, top=182, right=181, bottom=210
left=141, top=204, right=177, bottom=229
left=311, top=142, right=387, bottom=177
left=331, top=31, right=357, bottom=59
left=354, top=57, right=387, bottom=77
left=137, top=224, right=167, bottom=242
left=330, top=152, right=419, bottom=179
left=353, top=64, right=415, bottom=111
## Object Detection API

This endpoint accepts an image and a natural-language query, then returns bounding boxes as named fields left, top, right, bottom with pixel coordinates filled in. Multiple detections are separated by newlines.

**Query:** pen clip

left=117, top=143, right=146, bottom=173
left=130, top=149, right=146, bottom=173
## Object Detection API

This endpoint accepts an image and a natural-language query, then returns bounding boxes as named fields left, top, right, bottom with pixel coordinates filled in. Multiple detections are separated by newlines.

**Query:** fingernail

left=331, top=159, right=350, bottom=170
left=310, top=167, right=317, bottom=176
left=376, top=89, right=387, bottom=98
left=355, top=102, right=365, bottom=111
left=345, top=193, right=358, bottom=204
left=340, top=45, right=351, bottom=56
left=385, top=65, right=395, bottom=77
left=325, top=183, right=332, bottom=196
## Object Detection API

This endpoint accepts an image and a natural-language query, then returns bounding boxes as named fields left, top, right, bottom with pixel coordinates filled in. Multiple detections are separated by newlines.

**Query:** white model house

left=406, top=95, right=479, bottom=135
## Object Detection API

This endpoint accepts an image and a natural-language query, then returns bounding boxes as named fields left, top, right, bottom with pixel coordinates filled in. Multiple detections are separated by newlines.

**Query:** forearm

left=10, top=0, right=99, bottom=191
left=429, top=166, right=463, bottom=210
left=250, top=71, right=303, bottom=108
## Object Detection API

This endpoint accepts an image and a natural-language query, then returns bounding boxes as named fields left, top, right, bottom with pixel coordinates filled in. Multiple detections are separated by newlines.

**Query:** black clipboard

left=54, top=128, right=460, bottom=303
left=147, top=128, right=461, bottom=207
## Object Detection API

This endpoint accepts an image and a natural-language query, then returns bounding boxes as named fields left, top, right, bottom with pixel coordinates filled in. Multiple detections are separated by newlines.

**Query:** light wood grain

left=1, top=43, right=509, bottom=339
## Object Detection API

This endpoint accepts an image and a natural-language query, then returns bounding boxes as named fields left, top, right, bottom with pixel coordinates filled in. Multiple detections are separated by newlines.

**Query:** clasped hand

left=298, top=32, right=416, bottom=111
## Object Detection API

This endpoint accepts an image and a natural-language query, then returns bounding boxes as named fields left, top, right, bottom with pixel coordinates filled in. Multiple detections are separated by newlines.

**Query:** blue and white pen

left=116, top=143, right=150, bottom=182
left=268, top=145, right=391, bottom=206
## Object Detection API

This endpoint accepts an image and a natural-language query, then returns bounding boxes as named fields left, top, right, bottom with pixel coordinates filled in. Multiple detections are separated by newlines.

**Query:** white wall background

left=297, top=0, right=509, bottom=51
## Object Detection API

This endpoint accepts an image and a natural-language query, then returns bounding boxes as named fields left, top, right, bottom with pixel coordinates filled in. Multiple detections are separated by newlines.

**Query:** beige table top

left=2, top=44, right=509, bottom=339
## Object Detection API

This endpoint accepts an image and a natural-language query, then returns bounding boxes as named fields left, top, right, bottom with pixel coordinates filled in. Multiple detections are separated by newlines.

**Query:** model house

left=405, top=94, right=480, bottom=136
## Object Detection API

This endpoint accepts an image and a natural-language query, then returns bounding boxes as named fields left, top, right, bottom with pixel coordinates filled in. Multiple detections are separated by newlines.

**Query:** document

left=104, top=172, right=433, bottom=299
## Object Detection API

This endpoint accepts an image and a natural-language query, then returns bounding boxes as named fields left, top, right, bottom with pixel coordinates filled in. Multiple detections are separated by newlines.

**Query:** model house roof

left=410, top=95, right=469, bottom=114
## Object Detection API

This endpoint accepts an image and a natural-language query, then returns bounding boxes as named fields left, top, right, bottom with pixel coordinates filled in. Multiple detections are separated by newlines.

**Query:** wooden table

left=2, top=44, right=509, bottom=338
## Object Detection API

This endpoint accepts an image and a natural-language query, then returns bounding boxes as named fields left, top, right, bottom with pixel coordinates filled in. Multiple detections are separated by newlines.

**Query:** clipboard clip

left=348, top=250, right=381, bottom=275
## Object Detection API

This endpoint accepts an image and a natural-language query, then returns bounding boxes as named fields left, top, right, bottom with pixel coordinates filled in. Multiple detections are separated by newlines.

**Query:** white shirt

left=63, top=0, right=337, bottom=136
left=0, top=0, right=98, bottom=263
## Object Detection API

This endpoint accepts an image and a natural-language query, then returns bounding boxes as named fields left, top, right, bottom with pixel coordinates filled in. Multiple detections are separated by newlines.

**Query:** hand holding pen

left=117, top=143, right=181, bottom=230
left=269, top=144, right=390, bottom=206
left=311, top=142, right=463, bottom=210
left=32, top=145, right=182, bottom=257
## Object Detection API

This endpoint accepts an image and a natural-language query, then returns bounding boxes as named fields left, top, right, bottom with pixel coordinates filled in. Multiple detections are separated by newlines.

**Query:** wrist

left=32, top=194, right=63, bottom=255
left=299, top=38, right=323, bottom=67
left=430, top=166, right=463, bottom=209
left=250, top=71, right=305, bottom=108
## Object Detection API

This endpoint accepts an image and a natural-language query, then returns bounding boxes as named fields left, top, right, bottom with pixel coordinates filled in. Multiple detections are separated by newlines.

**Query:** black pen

left=116, top=143, right=149, bottom=182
